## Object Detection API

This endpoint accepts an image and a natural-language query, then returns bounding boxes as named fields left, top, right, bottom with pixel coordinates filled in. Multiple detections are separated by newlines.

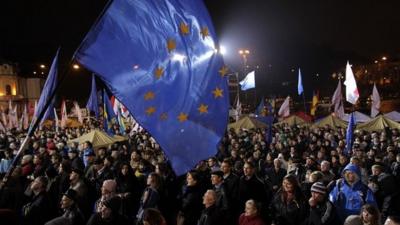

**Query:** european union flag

left=75, top=0, right=229, bottom=174
left=255, top=97, right=265, bottom=116
left=345, top=112, right=356, bottom=156
left=30, top=49, right=59, bottom=132
left=86, top=74, right=100, bottom=117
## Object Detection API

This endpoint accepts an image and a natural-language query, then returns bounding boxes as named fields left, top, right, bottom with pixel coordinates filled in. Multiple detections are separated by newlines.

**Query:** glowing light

left=72, top=64, right=80, bottom=70
left=172, top=53, right=186, bottom=62
left=133, top=65, right=139, bottom=70
left=12, top=85, right=16, bottom=95
left=219, top=45, right=227, bottom=55
left=382, top=56, right=387, bottom=61
left=40, top=64, right=46, bottom=69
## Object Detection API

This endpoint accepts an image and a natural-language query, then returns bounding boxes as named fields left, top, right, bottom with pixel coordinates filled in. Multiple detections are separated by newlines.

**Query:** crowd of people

left=0, top=117, right=400, bottom=225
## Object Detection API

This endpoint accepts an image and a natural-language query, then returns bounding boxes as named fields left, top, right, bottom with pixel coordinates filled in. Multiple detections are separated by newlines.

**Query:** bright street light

left=72, top=64, right=80, bottom=70
left=219, top=45, right=227, bottom=55
left=40, top=64, right=46, bottom=69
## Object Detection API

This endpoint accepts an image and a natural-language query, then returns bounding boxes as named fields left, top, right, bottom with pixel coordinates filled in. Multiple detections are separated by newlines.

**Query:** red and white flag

left=278, top=96, right=290, bottom=117
left=61, top=100, right=68, bottom=128
left=111, top=96, right=129, bottom=117
left=344, top=61, right=359, bottom=105
left=371, top=83, right=381, bottom=118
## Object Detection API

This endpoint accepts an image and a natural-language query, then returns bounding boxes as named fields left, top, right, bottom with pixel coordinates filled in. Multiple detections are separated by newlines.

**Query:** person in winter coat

left=329, top=163, right=376, bottom=223
left=136, top=172, right=162, bottom=224
left=45, top=189, right=85, bottom=225
left=177, top=170, right=204, bottom=225
left=86, top=196, right=129, bottom=225
left=197, top=190, right=223, bottom=225
left=305, top=182, right=338, bottom=225
left=270, top=174, right=308, bottom=225
left=238, top=199, right=265, bottom=225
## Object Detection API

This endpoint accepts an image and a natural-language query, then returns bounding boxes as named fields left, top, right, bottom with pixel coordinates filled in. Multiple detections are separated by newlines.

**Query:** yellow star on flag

left=180, top=22, right=190, bottom=35
left=198, top=104, right=208, bottom=114
left=154, top=67, right=164, bottom=79
left=167, top=38, right=176, bottom=53
left=145, top=106, right=156, bottom=115
left=200, top=26, right=209, bottom=39
left=144, top=91, right=155, bottom=100
left=177, top=112, right=188, bottom=122
left=219, top=65, right=229, bottom=77
left=160, top=113, right=168, bottom=121
left=212, top=87, right=223, bottom=98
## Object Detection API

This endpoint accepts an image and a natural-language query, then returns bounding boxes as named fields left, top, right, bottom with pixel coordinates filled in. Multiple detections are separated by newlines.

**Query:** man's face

left=311, top=191, right=324, bottom=203
left=211, top=175, right=222, bottom=185
left=243, top=164, right=254, bottom=177
left=344, top=170, right=357, bottom=184
left=220, top=162, right=230, bottom=174
left=202, top=190, right=215, bottom=206
left=60, top=195, right=73, bottom=209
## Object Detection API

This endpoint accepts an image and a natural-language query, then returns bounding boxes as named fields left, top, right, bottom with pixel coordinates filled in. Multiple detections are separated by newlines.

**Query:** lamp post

left=238, top=49, right=251, bottom=109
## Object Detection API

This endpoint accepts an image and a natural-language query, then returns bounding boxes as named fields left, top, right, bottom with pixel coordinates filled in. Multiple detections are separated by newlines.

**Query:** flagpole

left=0, top=50, right=74, bottom=194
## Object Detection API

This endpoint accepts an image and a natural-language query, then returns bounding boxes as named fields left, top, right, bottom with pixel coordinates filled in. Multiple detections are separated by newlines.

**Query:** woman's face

left=121, top=165, right=129, bottom=176
left=362, top=209, right=373, bottom=223
left=186, top=173, right=197, bottom=186
left=244, top=202, right=257, bottom=216
left=282, top=179, right=294, bottom=192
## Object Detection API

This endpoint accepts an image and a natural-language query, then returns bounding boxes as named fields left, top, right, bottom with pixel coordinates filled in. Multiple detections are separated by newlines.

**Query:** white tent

left=384, top=111, right=400, bottom=122
left=340, top=111, right=371, bottom=123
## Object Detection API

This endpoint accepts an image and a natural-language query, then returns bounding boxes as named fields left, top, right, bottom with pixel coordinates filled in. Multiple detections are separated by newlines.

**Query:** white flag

left=371, top=83, right=381, bottom=117
left=344, top=61, right=359, bottom=104
left=278, top=96, right=290, bottom=117
left=73, top=101, right=83, bottom=123
left=61, top=100, right=68, bottom=128
left=331, top=80, right=345, bottom=118
left=239, top=71, right=255, bottom=91
left=53, top=108, right=59, bottom=132
left=235, top=97, right=242, bottom=122
left=23, top=104, right=29, bottom=130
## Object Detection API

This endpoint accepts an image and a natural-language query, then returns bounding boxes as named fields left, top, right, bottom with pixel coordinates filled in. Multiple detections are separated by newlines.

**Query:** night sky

left=1, top=0, right=400, bottom=101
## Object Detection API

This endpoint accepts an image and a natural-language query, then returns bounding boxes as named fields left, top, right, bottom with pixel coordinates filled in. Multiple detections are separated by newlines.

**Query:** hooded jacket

left=329, top=163, right=376, bottom=222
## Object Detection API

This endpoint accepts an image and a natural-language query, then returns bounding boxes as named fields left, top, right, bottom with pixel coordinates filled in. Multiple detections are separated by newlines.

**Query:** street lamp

left=72, top=64, right=80, bottom=70
left=238, top=49, right=250, bottom=68
left=40, top=64, right=46, bottom=69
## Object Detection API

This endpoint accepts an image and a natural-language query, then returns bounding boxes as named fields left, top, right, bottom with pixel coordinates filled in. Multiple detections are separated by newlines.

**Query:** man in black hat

left=45, top=189, right=85, bottom=225
left=305, top=182, right=338, bottom=225
left=86, top=196, right=129, bottom=225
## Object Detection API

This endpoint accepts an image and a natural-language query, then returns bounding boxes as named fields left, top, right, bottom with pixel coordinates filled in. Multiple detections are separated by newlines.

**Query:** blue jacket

left=329, top=163, right=376, bottom=222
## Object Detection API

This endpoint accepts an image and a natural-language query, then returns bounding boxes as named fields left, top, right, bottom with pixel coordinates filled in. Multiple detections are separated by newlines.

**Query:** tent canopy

left=340, top=111, right=371, bottom=123
left=274, top=115, right=309, bottom=127
left=356, top=115, right=400, bottom=132
left=384, top=111, right=400, bottom=122
left=228, top=116, right=267, bottom=132
left=311, top=114, right=348, bottom=129
left=68, top=130, right=125, bottom=149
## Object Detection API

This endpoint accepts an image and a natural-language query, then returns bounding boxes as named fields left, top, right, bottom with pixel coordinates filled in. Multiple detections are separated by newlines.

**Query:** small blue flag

left=103, top=90, right=116, bottom=135
left=255, top=97, right=265, bottom=116
left=345, top=112, right=356, bottom=156
left=240, top=71, right=256, bottom=91
left=117, top=107, right=126, bottom=134
left=30, top=49, right=59, bottom=132
left=75, top=0, right=229, bottom=174
left=86, top=74, right=100, bottom=117
left=298, top=68, right=304, bottom=95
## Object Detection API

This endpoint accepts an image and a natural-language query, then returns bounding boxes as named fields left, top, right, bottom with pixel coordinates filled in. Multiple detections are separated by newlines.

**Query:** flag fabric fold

left=73, top=101, right=84, bottom=123
left=75, top=0, right=229, bottom=174
left=371, top=83, right=381, bottom=118
left=240, top=71, right=255, bottom=91
left=235, top=97, right=241, bottom=122
left=310, top=91, right=319, bottom=116
left=298, top=68, right=304, bottom=95
left=86, top=74, right=100, bottom=118
left=103, top=90, right=116, bottom=135
left=331, top=80, right=345, bottom=118
left=31, top=49, right=59, bottom=132
left=345, top=112, right=356, bottom=156
left=344, top=61, right=359, bottom=105
left=278, top=96, right=290, bottom=118
left=255, top=97, right=265, bottom=116
left=61, top=100, right=68, bottom=128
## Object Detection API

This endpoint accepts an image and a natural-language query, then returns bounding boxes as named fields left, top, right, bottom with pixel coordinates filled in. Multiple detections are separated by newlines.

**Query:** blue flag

left=75, top=0, right=229, bottom=174
left=345, top=112, right=356, bottom=156
left=117, top=107, right=126, bottom=135
left=103, top=90, right=116, bottom=135
left=30, top=49, right=59, bottom=132
left=255, top=97, right=265, bottom=116
left=298, top=68, right=304, bottom=95
left=86, top=74, right=100, bottom=117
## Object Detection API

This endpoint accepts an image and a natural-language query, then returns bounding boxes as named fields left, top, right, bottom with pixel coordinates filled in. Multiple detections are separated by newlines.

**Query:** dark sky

left=1, top=0, right=400, bottom=100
